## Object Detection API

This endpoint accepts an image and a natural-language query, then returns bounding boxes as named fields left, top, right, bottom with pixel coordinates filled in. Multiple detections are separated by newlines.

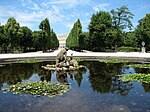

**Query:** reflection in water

left=111, top=76, right=133, bottom=96
left=122, top=66, right=136, bottom=74
left=54, top=68, right=85, bottom=86
left=0, top=63, right=34, bottom=86
left=56, top=71, right=68, bottom=83
left=84, top=61, right=134, bottom=95
left=142, top=83, right=150, bottom=92
left=0, top=61, right=149, bottom=94
left=40, top=70, right=52, bottom=82
left=0, top=61, right=150, bottom=112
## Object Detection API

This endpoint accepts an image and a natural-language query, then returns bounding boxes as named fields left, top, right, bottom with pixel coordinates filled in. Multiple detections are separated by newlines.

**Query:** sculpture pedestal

left=141, top=47, right=146, bottom=53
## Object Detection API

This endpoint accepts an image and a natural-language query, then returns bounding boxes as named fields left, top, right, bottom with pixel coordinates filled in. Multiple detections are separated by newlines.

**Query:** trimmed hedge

left=117, top=46, right=140, bottom=52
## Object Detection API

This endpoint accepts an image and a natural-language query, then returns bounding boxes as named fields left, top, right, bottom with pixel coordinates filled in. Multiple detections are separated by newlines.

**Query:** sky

left=0, top=0, right=150, bottom=35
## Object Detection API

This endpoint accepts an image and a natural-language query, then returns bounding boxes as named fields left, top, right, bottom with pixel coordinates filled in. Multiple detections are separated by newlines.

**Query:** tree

left=39, top=18, right=59, bottom=51
left=135, top=13, right=150, bottom=50
left=88, top=11, right=112, bottom=51
left=122, top=32, right=137, bottom=47
left=4, top=17, right=23, bottom=52
left=51, top=29, right=59, bottom=49
left=32, top=31, right=42, bottom=51
left=66, top=19, right=82, bottom=50
left=0, top=25, right=8, bottom=53
left=78, top=32, right=89, bottom=50
left=110, top=5, right=134, bottom=47
left=20, top=27, right=33, bottom=52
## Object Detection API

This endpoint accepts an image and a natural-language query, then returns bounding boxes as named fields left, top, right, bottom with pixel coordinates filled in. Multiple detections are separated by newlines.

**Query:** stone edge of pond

left=0, top=56, right=150, bottom=64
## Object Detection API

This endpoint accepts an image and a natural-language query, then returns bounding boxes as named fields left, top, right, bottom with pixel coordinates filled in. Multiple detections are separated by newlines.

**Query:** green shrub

left=117, top=46, right=140, bottom=52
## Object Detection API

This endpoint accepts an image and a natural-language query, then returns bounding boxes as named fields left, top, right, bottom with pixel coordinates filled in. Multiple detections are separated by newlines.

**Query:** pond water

left=0, top=61, right=150, bottom=112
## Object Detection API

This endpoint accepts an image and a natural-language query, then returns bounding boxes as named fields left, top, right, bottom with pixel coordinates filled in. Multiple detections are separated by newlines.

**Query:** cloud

left=92, top=3, right=110, bottom=12
left=0, top=0, right=108, bottom=34
left=21, top=0, right=40, bottom=10
left=66, top=23, right=73, bottom=30
left=49, top=0, right=78, bottom=6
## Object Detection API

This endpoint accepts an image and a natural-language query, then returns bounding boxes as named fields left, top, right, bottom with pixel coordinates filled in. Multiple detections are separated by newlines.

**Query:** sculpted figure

left=56, top=47, right=69, bottom=67
left=69, top=53, right=78, bottom=67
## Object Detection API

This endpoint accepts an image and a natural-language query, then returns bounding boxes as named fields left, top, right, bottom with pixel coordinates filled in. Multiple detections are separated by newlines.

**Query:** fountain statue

left=42, top=48, right=84, bottom=71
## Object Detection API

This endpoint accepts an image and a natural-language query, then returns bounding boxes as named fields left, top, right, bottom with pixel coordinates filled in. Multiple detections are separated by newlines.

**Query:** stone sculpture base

left=41, top=64, right=85, bottom=71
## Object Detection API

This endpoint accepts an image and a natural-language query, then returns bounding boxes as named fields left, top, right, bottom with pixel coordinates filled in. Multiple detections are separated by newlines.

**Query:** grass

left=17, top=59, right=43, bottom=63
left=99, top=59, right=128, bottom=63
left=2, top=81, right=70, bottom=98
left=67, top=57, right=82, bottom=61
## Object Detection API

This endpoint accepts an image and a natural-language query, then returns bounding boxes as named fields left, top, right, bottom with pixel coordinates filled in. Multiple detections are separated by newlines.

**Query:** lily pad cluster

left=128, top=64, right=150, bottom=68
left=120, top=73, right=150, bottom=84
left=2, top=81, right=70, bottom=98
left=99, top=59, right=128, bottom=63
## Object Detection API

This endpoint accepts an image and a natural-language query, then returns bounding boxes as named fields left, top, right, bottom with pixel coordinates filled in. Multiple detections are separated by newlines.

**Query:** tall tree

left=110, top=5, right=134, bottom=47
left=51, top=29, right=59, bottom=49
left=88, top=11, right=112, bottom=51
left=20, top=26, right=33, bottom=52
left=66, top=19, right=82, bottom=49
left=4, top=17, right=23, bottom=52
left=32, top=31, right=40, bottom=51
left=39, top=18, right=51, bottom=51
left=0, top=25, right=7, bottom=53
left=39, top=18, right=59, bottom=51
left=135, top=13, right=150, bottom=50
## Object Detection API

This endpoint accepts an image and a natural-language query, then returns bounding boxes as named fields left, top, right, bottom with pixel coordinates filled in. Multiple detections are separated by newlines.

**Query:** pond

left=0, top=61, right=150, bottom=112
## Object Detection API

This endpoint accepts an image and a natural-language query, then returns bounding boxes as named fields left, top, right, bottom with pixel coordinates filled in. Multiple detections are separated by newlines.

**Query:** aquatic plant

left=120, top=73, right=150, bottom=84
left=128, top=64, right=150, bottom=68
left=2, top=81, right=70, bottom=98
left=99, top=59, right=128, bottom=63
left=18, top=60, right=43, bottom=63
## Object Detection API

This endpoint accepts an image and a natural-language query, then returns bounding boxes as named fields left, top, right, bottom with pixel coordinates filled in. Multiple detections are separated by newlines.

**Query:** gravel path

left=0, top=48, right=150, bottom=63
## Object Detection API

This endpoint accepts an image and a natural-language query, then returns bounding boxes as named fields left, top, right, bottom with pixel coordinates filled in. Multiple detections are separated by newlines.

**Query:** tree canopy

left=0, top=17, right=59, bottom=53
left=66, top=19, right=82, bottom=49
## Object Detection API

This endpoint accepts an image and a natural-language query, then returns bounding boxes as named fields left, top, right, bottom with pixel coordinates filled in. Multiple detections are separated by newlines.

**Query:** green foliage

left=4, top=17, right=23, bottom=52
left=39, top=18, right=59, bottom=51
left=117, top=46, right=140, bottom=52
left=67, top=57, right=82, bottom=61
left=111, top=5, right=134, bottom=30
left=2, top=81, right=70, bottom=97
left=66, top=19, right=82, bottom=49
left=88, top=11, right=113, bottom=51
left=51, top=29, right=59, bottom=49
left=0, top=25, right=8, bottom=53
left=78, top=32, right=89, bottom=50
left=99, top=59, right=128, bottom=63
left=17, top=60, right=43, bottom=63
left=111, top=5, right=134, bottom=47
left=20, top=27, right=33, bottom=52
left=135, top=13, right=150, bottom=50
left=122, top=32, right=138, bottom=47
left=0, top=17, right=58, bottom=53
left=32, top=31, right=42, bottom=50
left=120, top=74, right=150, bottom=84
left=128, top=64, right=150, bottom=68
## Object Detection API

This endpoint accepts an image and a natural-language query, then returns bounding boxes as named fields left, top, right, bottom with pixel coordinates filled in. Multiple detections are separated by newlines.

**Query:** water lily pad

left=2, top=81, right=71, bottom=98
left=118, top=73, right=150, bottom=84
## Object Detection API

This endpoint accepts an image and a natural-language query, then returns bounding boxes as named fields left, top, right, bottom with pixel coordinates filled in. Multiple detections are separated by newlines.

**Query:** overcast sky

left=0, top=0, right=150, bottom=35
